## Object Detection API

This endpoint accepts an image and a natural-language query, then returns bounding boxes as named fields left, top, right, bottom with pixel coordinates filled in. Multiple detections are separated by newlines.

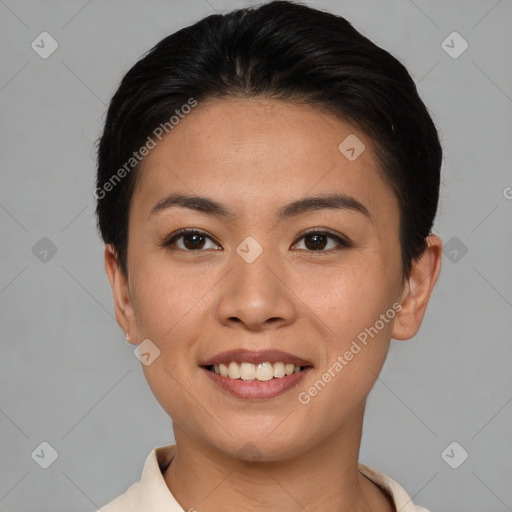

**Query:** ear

left=104, top=244, right=138, bottom=345
left=392, top=234, right=442, bottom=340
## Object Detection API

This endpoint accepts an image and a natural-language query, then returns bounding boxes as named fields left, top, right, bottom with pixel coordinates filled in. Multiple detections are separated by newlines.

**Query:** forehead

left=132, top=98, right=398, bottom=224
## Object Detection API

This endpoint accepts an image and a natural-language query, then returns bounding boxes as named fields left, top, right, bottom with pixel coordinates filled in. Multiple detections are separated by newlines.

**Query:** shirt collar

left=135, top=444, right=425, bottom=512
left=137, top=444, right=182, bottom=511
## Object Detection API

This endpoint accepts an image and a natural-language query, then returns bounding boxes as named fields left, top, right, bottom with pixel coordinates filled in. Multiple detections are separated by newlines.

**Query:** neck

left=163, top=402, right=393, bottom=512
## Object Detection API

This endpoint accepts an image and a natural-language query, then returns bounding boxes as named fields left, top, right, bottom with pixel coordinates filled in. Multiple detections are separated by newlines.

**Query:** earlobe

left=392, top=234, right=442, bottom=340
left=104, top=244, right=138, bottom=344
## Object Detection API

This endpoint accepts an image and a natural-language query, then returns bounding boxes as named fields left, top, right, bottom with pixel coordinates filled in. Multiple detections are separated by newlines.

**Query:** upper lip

left=201, top=349, right=313, bottom=367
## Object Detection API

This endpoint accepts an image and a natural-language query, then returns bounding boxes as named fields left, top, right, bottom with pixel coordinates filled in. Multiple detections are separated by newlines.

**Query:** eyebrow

left=148, top=192, right=371, bottom=221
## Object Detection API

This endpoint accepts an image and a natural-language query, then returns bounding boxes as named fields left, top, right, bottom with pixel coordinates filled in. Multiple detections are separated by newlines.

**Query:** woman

left=94, top=1, right=442, bottom=510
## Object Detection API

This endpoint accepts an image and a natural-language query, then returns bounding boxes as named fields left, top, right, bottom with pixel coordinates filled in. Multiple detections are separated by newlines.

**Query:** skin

left=104, top=98, right=442, bottom=512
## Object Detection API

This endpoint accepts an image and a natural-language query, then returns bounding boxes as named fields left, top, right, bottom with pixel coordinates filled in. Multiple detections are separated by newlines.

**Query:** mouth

left=200, top=349, right=313, bottom=400
left=203, top=361, right=310, bottom=381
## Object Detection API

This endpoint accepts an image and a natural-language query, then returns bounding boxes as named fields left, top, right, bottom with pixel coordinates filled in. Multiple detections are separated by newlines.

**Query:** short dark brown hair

left=95, top=0, right=442, bottom=278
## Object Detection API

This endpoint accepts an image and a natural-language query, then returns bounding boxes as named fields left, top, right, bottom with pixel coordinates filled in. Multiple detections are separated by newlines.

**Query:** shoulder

left=358, top=462, right=431, bottom=512
left=94, top=444, right=180, bottom=512
left=94, top=481, right=140, bottom=512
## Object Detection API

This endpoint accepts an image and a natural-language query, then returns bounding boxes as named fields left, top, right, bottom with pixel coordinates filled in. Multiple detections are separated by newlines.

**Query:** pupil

left=306, top=234, right=326, bottom=250
left=184, top=234, right=204, bottom=250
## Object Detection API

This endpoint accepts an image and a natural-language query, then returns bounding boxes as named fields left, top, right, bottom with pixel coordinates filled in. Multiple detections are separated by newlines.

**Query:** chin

left=207, top=429, right=308, bottom=463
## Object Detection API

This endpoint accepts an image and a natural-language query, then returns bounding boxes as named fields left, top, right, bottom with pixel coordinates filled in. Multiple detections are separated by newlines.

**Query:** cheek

left=292, top=253, right=398, bottom=338
left=133, top=267, right=210, bottom=420
left=130, top=255, right=203, bottom=341
left=294, top=297, right=394, bottom=434
left=130, top=257, right=219, bottom=394
left=290, top=256, right=397, bottom=406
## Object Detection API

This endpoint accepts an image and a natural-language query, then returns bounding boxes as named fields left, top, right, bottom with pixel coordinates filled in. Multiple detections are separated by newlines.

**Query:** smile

left=205, top=361, right=306, bottom=381
left=200, top=349, right=313, bottom=399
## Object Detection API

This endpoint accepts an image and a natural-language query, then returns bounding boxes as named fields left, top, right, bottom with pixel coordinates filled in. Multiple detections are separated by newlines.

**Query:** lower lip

left=201, top=367, right=311, bottom=400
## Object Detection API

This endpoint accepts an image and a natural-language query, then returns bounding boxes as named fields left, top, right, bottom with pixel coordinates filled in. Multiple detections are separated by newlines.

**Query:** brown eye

left=293, top=230, right=351, bottom=252
left=182, top=232, right=206, bottom=250
left=304, top=233, right=329, bottom=250
left=162, top=229, right=220, bottom=251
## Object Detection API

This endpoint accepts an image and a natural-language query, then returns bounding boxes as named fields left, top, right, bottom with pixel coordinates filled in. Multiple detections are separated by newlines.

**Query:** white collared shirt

left=96, top=444, right=430, bottom=512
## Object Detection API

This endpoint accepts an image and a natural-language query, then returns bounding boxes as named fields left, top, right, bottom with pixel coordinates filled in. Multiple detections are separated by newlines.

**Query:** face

left=109, top=98, right=412, bottom=461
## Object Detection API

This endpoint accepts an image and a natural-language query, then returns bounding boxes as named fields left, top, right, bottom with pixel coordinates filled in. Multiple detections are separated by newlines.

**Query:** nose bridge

left=215, top=241, right=296, bottom=329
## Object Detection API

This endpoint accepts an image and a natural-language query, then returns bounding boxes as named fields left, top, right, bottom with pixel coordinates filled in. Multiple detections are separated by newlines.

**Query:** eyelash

left=159, top=228, right=352, bottom=253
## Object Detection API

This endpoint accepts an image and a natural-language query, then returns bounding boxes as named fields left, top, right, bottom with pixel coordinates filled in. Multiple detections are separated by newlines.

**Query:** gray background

left=1, top=0, right=511, bottom=511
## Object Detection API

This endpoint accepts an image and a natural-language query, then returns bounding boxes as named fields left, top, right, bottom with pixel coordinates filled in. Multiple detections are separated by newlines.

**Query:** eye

left=292, top=229, right=351, bottom=252
left=160, top=228, right=351, bottom=253
left=161, top=229, right=221, bottom=251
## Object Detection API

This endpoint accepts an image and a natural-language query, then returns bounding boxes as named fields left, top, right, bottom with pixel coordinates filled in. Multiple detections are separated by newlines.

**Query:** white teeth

left=240, top=362, right=256, bottom=380
left=228, top=361, right=241, bottom=379
left=209, top=361, right=304, bottom=381
left=219, top=363, right=229, bottom=377
left=273, top=362, right=285, bottom=378
left=255, top=362, right=274, bottom=381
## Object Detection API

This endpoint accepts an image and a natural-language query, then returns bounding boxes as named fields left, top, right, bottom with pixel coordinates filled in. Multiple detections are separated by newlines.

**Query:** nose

left=215, top=252, right=298, bottom=331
